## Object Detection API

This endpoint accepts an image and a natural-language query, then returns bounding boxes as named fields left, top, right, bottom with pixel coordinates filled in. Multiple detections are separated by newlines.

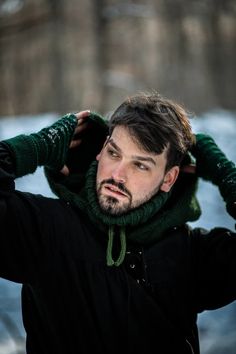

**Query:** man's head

left=96, top=92, right=194, bottom=215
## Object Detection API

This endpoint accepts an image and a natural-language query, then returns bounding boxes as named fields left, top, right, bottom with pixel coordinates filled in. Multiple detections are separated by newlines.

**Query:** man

left=0, top=92, right=235, bottom=354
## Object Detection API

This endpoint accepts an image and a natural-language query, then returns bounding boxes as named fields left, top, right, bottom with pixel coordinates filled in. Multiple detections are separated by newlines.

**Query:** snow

left=0, top=109, right=235, bottom=354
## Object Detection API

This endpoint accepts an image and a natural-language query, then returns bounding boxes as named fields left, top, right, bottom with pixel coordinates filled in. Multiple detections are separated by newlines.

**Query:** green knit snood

left=46, top=161, right=201, bottom=266
left=80, top=161, right=171, bottom=266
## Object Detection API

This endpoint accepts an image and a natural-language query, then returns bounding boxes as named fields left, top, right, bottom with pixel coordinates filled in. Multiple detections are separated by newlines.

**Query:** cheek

left=97, top=158, right=111, bottom=181
left=127, top=176, right=151, bottom=194
left=131, top=175, right=161, bottom=195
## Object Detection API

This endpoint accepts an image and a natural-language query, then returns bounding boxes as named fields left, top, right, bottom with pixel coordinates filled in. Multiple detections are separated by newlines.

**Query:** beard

left=97, top=178, right=132, bottom=215
left=96, top=178, right=163, bottom=216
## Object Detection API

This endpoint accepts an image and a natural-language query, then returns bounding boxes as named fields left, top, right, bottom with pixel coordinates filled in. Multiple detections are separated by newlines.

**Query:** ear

left=96, top=136, right=110, bottom=161
left=160, top=166, right=179, bottom=192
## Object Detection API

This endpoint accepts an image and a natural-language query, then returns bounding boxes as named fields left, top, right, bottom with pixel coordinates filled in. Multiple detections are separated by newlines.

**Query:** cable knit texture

left=2, top=113, right=78, bottom=177
left=45, top=160, right=201, bottom=243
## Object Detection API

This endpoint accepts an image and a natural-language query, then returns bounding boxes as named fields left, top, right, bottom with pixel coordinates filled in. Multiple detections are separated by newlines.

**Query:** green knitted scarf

left=45, top=160, right=201, bottom=266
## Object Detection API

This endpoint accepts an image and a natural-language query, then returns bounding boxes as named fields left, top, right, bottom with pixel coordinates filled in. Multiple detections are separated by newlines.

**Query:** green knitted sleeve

left=191, top=133, right=236, bottom=219
left=2, top=113, right=77, bottom=178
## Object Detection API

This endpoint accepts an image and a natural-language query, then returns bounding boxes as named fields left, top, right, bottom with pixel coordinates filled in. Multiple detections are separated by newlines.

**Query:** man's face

left=96, top=126, right=179, bottom=215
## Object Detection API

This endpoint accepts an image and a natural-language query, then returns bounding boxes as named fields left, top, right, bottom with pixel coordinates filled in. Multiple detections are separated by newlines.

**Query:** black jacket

left=1, top=144, right=236, bottom=354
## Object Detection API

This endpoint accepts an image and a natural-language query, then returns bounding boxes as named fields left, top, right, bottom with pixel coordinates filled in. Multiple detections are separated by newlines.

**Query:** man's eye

left=108, top=149, right=119, bottom=158
left=135, top=162, right=149, bottom=171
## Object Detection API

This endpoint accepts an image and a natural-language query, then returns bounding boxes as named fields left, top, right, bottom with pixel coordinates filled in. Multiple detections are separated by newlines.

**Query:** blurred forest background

left=0, top=0, right=236, bottom=117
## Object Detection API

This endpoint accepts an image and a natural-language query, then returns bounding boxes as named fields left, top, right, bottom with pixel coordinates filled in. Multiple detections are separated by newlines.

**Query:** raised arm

left=2, top=111, right=90, bottom=177
left=0, top=111, right=89, bottom=282
left=191, top=133, right=236, bottom=220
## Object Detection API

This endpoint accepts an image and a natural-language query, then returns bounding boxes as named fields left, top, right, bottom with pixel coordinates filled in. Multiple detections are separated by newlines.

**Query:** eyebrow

left=108, top=139, right=157, bottom=166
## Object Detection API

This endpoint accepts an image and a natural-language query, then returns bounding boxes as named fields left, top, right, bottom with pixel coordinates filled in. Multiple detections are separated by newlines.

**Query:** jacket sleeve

left=0, top=144, right=45, bottom=282
left=0, top=115, right=77, bottom=283
left=192, top=226, right=236, bottom=312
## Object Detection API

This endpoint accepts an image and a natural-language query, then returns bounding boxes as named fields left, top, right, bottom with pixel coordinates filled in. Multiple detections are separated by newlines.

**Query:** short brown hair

left=109, top=92, right=195, bottom=171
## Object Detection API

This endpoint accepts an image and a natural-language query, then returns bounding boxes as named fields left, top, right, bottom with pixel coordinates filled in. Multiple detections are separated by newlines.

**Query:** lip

left=103, top=184, right=128, bottom=198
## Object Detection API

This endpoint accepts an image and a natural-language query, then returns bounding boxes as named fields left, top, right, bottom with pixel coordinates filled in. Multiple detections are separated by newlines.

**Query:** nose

left=111, top=163, right=127, bottom=184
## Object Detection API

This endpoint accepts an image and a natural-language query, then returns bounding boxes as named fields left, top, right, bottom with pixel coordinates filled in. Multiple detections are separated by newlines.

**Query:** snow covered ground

left=0, top=109, right=235, bottom=354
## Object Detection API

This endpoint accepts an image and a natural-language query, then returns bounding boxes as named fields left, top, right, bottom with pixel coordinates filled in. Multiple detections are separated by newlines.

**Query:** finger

left=60, top=165, right=70, bottom=176
left=69, top=138, right=82, bottom=149
left=75, top=110, right=90, bottom=120
left=181, top=164, right=196, bottom=174
left=73, top=121, right=89, bottom=135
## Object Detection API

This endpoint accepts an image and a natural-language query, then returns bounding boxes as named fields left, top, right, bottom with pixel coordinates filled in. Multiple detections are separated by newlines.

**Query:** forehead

left=109, top=125, right=168, bottom=163
left=110, top=125, right=145, bottom=150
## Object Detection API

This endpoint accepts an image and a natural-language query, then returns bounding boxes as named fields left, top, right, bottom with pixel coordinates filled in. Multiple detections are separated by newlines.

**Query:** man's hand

left=60, top=110, right=90, bottom=176
left=181, top=164, right=196, bottom=174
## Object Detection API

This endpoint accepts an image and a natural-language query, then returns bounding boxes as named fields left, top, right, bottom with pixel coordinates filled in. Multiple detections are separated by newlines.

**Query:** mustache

left=100, top=178, right=132, bottom=198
